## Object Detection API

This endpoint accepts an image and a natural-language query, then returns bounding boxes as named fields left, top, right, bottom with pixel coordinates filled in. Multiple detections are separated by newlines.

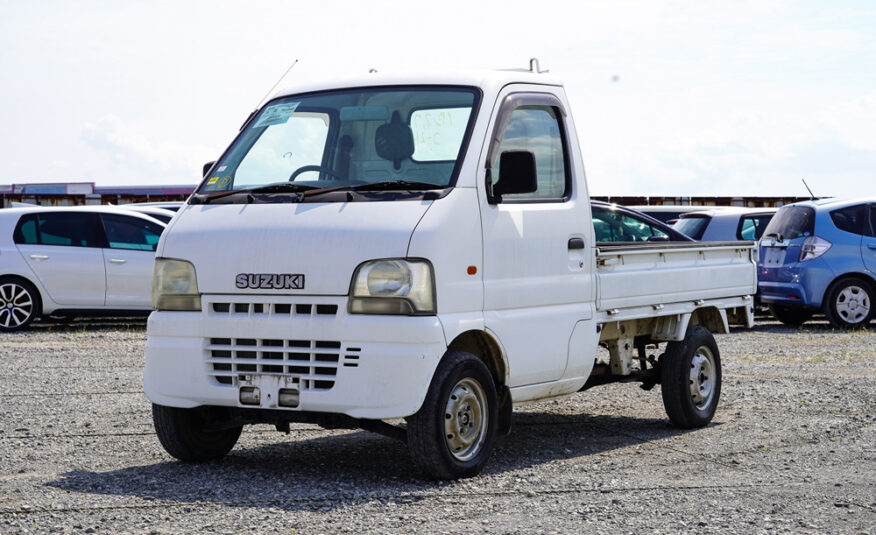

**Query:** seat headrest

left=375, top=111, right=414, bottom=170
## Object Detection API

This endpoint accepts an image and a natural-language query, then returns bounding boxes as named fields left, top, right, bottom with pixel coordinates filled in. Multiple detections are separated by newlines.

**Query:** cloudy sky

left=1, top=0, right=874, bottom=197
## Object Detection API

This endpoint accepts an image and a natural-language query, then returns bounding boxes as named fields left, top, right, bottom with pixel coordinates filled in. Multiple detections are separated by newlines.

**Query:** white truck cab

left=144, top=70, right=756, bottom=479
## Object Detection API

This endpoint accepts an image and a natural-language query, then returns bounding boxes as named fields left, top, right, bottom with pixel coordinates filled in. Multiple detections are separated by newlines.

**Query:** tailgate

left=595, top=242, right=757, bottom=311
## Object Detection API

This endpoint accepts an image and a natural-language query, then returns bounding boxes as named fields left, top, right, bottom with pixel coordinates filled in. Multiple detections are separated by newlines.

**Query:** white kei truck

left=144, top=68, right=756, bottom=480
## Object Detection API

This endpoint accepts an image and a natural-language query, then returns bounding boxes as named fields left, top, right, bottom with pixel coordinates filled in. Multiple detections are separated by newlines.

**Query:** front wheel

left=660, top=325, right=721, bottom=428
left=152, top=404, right=242, bottom=462
left=824, top=277, right=873, bottom=328
left=407, top=351, right=498, bottom=480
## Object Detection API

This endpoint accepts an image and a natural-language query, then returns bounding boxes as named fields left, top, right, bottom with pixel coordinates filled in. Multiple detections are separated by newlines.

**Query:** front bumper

left=143, top=295, right=447, bottom=419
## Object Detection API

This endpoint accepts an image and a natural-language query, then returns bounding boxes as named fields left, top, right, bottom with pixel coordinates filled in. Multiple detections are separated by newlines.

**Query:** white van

left=144, top=70, right=756, bottom=479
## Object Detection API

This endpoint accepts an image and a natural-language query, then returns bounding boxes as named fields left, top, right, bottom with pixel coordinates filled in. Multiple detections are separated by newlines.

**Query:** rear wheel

left=407, top=351, right=498, bottom=480
left=768, top=304, right=813, bottom=327
left=660, top=325, right=721, bottom=428
left=824, top=277, right=873, bottom=328
left=0, top=277, right=40, bottom=332
left=152, top=404, right=242, bottom=461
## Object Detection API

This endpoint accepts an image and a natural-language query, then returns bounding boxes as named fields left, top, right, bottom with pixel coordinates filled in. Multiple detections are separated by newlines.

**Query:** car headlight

left=349, top=259, right=435, bottom=315
left=152, top=258, right=201, bottom=311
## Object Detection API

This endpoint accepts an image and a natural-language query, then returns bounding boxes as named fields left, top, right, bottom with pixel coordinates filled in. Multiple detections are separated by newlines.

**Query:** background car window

left=492, top=105, right=568, bottom=200
left=762, top=205, right=814, bottom=240
left=36, top=213, right=103, bottom=247
left=13, top=215, right=39, bottom=244
left=592, top=207, right=663, bottom=242
left=673, top=216, right=710, bottom=240
left=830, top=205, right=867, bottom=235
left=737, top=214, right=774, bottom=240
left=100, top=214, right=163, bottom=251
left=870, top=206, right=876, bottom=237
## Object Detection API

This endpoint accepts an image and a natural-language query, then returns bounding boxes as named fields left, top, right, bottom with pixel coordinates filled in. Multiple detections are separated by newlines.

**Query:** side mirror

left=490, top=151, right=537, bottom=202
left=647, top=235, right=670, bottom=242
left=203, top=161, right=216, bottom=178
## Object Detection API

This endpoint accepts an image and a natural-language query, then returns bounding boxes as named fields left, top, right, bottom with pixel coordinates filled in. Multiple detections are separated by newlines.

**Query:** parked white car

left=0, top=205, right=166, bottom=331
left=673, top=207, right=777, bottom=241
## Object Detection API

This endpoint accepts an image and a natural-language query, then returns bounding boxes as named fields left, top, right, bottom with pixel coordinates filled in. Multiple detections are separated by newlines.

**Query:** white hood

left=160, top=201, right=432, bottom=295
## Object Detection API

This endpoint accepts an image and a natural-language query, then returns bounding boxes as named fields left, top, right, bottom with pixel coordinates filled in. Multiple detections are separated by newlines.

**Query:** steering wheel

left=289, top=165, right=344, bottom=182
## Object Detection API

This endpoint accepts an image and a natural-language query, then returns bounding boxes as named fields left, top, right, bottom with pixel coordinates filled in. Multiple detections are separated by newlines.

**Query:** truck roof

left=272, top=69, right=563, bottom=100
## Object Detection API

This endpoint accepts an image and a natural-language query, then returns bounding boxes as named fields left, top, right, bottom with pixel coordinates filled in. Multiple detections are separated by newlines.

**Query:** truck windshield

left=762, top=205, right=815, bottom=241
left=198, top=86, right=480, bottom=201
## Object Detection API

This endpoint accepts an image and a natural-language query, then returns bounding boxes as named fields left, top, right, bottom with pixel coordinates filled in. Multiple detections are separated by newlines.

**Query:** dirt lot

left=0, top=317, right=874, bottom=534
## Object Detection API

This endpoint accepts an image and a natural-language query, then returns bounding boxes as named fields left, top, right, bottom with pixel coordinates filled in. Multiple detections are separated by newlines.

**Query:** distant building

left=0, top=182, right=195, bottom=208
left=1, top=181, right=812, bottom=209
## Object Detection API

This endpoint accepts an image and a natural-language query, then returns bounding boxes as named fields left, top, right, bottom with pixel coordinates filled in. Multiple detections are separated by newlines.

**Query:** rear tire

left=768, top=304, right=813, bottom=327
left=407, top=351, right=498, bottom=480
left=152, top=404, right=242, bottom=461
left=0, top=277, right=41, bottom=332
left=660, top=325, right=721, bottom=428
left=824, top=277, right=873, bottom=328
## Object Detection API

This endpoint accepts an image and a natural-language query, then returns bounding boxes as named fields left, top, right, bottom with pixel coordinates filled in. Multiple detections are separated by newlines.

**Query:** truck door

left=478, top=90, right=594, bottom=386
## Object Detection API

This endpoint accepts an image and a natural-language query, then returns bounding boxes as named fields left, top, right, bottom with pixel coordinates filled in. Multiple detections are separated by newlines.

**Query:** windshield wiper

left=195, top=183, right=318, bottom=204
left=350, top=180, right=445, bottom=191
left=763, top=232, right=784, bottom=242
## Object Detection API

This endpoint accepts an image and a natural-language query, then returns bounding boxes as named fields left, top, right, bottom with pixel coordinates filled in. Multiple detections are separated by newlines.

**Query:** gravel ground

left=0, top=316, right=874, bottom=534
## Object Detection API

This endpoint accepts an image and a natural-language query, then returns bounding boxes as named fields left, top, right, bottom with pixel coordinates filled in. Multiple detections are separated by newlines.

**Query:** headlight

left=152, top=258, right=201, bottom=311
left=349, top=259, right=435, bottom=315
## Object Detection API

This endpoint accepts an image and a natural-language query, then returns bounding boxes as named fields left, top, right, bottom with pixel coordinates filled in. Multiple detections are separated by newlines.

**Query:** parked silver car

left=673, top=207, right=777, bottom=241
left=0, top=206, right=166, bottom=331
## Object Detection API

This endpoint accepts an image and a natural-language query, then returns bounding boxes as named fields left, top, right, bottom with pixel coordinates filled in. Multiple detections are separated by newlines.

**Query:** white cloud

left=80, top=115, right=216, bottom=183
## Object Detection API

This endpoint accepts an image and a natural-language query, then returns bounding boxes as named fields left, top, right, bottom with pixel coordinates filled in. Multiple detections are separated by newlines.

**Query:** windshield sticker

left=254, top=102, right=300, bottom=127
left=217, top=165, right=227, bottom=172
left=204, top=175, right=232, bottom=191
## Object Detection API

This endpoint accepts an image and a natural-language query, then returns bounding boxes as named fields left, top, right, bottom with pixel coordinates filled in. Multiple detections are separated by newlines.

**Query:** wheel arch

left=824, top=272, right=876, bottom=299
left=446, top=330, right=507, bottom=388
left=689, top=306, right=728, bottom=335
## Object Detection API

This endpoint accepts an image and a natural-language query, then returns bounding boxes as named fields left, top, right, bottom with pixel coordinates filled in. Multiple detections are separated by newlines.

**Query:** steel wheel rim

left=444, top=377, right=488, bottom=462
left=0, top=282, right=34, bottom=329
left=835, top=285, right=870, bottom=324
left=689, top=345, right=716, bottom=409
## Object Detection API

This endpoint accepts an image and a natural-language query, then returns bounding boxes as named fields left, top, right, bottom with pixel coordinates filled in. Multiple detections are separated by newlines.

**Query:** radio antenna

left=802, top=178, right=816, bottom=200
left=256, top=59, right=299, bottom=110
left=238, top=59, right=299, bottom=131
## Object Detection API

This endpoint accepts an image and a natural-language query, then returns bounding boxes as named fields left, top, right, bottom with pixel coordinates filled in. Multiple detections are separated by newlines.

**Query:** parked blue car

left=758, top=197, right=876, bottom=327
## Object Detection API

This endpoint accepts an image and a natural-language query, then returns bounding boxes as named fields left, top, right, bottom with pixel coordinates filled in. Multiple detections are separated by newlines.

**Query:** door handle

left=568, top=238, right=585, bottom=250
left=868, top=243, right=876, bottom=250
left=108, top=258, right=128, bottom=264
left=29, top=254, right=49, bottom=261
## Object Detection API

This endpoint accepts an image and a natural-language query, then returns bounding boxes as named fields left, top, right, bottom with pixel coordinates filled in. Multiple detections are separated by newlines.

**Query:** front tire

left=152, top=404, right=242, bottom=462
left=407, top=351, right=498, bottom=480
left=0, top=277, right=41, bottom=332
left=768, top=304, right=813, bottom=327
left=824, top=277, right=873, bottom=328
left=660, top=325, right=721, bottom=428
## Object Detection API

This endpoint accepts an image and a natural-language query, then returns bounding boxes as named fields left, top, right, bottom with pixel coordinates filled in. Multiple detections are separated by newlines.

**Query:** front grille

left=210, top=302, right=338, bottom=317
left=206, top=338, right=356, bottom=391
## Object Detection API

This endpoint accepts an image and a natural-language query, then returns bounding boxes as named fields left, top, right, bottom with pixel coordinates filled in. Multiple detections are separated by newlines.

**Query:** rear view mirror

left=490, top=150, right=537, bottom=202
left=203, top=161, right=216, bottom=178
